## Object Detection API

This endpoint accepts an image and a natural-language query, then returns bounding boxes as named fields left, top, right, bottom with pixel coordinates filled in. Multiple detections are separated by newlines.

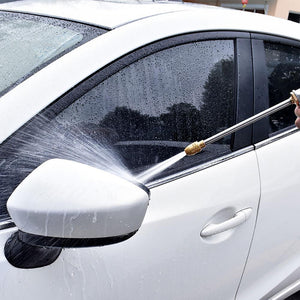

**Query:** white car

left=0, top=1, right=300, bottom=299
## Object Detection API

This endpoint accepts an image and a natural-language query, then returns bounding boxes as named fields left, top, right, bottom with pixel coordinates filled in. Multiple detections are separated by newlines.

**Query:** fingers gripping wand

left=184, top=89, right=300, bottom=156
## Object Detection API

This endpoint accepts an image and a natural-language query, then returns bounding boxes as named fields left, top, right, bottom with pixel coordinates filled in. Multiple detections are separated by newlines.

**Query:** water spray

left=184, top=88, right=300, bottom=156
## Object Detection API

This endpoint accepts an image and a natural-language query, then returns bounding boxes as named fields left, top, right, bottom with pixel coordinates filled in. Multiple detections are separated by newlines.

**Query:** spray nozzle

left=184, top=140, right=206, bottom=156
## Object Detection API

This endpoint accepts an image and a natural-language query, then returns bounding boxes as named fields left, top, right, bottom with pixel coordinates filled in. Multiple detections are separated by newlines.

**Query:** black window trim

left=233, top=37, right=254, bottom=151
left=251, top=33, right=300, bottom=144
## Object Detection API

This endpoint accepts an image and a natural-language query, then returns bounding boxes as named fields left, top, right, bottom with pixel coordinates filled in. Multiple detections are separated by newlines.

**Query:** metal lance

left=184, top=88, right=300, bottom=156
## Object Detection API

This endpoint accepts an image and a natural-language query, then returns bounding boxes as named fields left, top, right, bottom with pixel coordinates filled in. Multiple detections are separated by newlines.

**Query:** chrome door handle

left=200, top=208, right=252, bottom=237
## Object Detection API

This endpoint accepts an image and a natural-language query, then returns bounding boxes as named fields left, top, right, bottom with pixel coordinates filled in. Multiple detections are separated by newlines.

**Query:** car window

left=0, top=39, right=236, bottom=222
left=55, top=40, right=236, bottom=177
left=0, top=11, right=106, bottom=97
left=264, top=42, right=300, bottom=135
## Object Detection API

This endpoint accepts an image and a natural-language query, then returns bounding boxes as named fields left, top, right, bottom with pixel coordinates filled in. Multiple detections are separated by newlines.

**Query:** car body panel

left=237, top=130, right=300, bottom=299
left=0, top=150, right=260, bottom=300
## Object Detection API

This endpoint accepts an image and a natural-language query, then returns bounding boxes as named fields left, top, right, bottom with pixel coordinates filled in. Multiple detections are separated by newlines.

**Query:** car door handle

left=200, top=208, right=253, bottom=237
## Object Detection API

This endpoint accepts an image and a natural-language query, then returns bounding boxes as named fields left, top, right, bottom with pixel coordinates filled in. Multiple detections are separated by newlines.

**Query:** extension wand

left=184, top=89, right=300, bottom=156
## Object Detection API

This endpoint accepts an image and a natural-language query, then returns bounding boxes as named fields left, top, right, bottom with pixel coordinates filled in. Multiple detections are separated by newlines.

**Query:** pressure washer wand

left=184, top=89, right=300, bottom=156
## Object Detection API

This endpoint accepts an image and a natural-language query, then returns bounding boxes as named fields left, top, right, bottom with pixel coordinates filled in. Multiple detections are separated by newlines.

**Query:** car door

left=0, top=33, right=260, bottom=299
left=237, top=35, right=300, bottom=300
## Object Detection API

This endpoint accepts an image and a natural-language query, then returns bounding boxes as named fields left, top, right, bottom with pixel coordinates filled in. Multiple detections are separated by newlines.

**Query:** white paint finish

left=0, top=151, right=260, bottom=299
left=0, top=3, right=299, bottom=297
left=1, top=5, right=300, bottom=143
left=236, top=131, right=300, bottom=300
left=0, top=0, right=188, bottom=29
left=7, top=159, right=149, bottom=238
left=137, top=151, right=260, bottom=299
left=200, top=208, right=253, bottom=237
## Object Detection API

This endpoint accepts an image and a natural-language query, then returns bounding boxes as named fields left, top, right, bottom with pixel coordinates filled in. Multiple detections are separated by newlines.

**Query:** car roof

left=1, top=0, right=300, bottom=40
left=0, top=0, right=197, bottom=29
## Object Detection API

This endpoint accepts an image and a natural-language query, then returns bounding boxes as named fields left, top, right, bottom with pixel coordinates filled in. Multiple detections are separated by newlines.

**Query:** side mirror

left=5, top=159, right=149, bottom=268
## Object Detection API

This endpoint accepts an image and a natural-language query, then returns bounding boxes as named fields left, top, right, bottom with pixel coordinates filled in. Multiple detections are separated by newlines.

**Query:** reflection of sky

left=58, top=40, right=234, bottom=125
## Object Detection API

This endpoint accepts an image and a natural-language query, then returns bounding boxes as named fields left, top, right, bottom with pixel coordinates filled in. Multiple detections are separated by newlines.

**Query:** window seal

left=254, top=127, right=298, bottom=150
left=148, top=145, right=255, bottom=188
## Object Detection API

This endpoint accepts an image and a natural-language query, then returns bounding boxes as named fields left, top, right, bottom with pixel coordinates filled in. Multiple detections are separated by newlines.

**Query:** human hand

left=295, top=106, right=300, bottom=128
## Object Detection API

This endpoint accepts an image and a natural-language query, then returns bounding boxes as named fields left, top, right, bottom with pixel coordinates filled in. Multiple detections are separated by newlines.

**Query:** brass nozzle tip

left=184, top=140, right=206, bottom=156
left=291, top=91, right=300, bottom=106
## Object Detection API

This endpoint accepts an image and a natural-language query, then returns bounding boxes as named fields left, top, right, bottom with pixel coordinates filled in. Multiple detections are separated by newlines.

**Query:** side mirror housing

left=5, top=159, right=149, bottom=268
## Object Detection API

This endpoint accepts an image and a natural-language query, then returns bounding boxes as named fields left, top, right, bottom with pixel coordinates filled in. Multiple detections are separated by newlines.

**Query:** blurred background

left=0, top=0, right=300, bottom=22
left=185, top=0, right=300, bottom=21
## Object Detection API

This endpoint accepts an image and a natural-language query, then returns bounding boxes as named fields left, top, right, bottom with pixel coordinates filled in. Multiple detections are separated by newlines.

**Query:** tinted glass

left=56, top=40, right=235, bottom=177
left=0, top=12, right=106, bottom=97
left=264, top=42, right=300, bottom=134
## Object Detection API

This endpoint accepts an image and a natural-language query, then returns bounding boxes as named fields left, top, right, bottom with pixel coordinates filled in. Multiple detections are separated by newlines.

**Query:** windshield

left=0, top=12, right=106, bottom=96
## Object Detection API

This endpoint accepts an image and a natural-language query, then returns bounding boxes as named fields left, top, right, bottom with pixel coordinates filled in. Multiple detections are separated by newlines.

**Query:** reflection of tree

left=100, top=103, right=202, bottom=143
left=100, top=106, right=156, bottom=140
left=200, top=58, right=235, bottom=138
left=92, top=58, right=235, bottom=144
left=160, top=103, right=202, bottom=141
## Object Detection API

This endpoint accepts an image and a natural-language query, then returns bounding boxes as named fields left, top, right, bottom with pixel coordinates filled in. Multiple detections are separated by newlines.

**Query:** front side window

left=56, top=39, right=236, bottom=176
left=0, top=12, right=106, bottom=97
left=0, top=38, right=236, bottom=221
left=264, top=42, right=300, bottom=134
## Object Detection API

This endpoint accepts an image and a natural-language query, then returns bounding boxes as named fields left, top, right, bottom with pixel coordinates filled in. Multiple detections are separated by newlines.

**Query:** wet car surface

left=0, top=1, right=300, bottom=299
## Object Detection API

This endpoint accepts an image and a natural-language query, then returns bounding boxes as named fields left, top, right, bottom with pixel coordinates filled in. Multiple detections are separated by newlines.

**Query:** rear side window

left=0, top=12, right=106, bottom=97
left=264, top=42, right=300, bottom=134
